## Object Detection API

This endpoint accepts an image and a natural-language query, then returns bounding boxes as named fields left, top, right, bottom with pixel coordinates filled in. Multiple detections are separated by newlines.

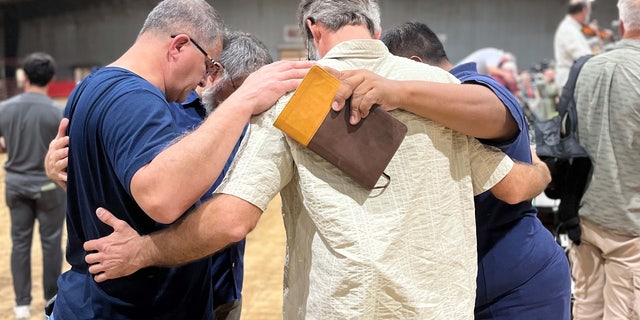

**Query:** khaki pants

left=569, top=218, right=640, bottom=320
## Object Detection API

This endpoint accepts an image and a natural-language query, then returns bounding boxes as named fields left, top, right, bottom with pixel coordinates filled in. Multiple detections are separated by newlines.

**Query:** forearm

left=398, top=81, right=518, bottom=140
left=131, top=98, right=253, bottom=223
left=143, top=194, right=262, bottom=267
left=491, top=160, right=551, bottom=204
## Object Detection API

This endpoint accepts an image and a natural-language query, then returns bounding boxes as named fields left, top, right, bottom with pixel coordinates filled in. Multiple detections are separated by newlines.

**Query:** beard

left=200, top=81, right=225, bottom=114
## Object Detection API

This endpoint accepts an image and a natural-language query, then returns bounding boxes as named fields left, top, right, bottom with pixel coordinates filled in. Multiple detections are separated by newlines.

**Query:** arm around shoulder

left=84, top=193, right=263, bottom=282
left=491, top=157, right=551, bottom=204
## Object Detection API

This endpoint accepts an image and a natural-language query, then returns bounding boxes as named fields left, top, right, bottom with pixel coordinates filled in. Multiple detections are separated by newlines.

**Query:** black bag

left=533, top=55, right=593, bottom=245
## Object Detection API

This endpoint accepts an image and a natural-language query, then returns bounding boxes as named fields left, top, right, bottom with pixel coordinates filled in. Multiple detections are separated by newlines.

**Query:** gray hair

left=297, top=0, right=381, bottom=54
left=220, top=30, right=273, bottom=84
left=619, top=0, right=640, bottom=31
left=139, top=0, right=224, bottom=48
left=201, top=30, right=273, bottom=109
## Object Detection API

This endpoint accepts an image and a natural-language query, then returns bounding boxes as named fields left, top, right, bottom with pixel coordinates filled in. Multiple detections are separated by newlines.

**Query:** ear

left=307, top=19, right=321, bottom=43
left=619, top=19, right=625, bottom=37
left=373, top=29, right=382, bottom=40
left=409, top=56, right=423, bottom=63
left=169, top=34, right=189, bottom=58
left=210, top=73, right=223, bottom=86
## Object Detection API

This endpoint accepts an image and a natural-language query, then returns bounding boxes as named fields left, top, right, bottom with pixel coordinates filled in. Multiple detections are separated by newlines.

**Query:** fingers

left=96, top=207, right=123, bottom=230
left=530, top=146, right=542, bottom=164
left=55, top=157, right=68, bottom=182
left=235, top=60, right=316, bottom=115
left=93, top=273, right=111, bottom=283
left=84, top=252, right=128, bottom=283
left=57, top=118, right=69, bottom=138
left=45, top=133, right=69, bottom=186
left=338, top=69, right=378, bottom=125
left=261, top=60, right=315, bottom=82
left=82, top=208, right=122, bottom=255
left=83, top=207, right=142, bottom=282
left=332, top=69, right=353, bottom=113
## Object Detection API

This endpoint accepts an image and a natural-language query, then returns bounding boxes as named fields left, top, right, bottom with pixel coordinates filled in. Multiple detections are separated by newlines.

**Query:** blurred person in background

left=456, top=47, right=519, bottom=93
left=571, top=0, right=640, bottom=318
left=535, top=67, right=560, bottom=120
left=0, top=52, right=66, bottom=320
left=554, top=0, right=597, bottom=89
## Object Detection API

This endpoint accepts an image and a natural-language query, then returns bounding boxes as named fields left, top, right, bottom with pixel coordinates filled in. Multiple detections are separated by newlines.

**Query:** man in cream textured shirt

left=82, top=0, right=551, bottom=318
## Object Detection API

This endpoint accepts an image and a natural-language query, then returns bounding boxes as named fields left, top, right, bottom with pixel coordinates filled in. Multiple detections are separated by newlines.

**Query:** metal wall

left=2, top=0, right=618, bottom=80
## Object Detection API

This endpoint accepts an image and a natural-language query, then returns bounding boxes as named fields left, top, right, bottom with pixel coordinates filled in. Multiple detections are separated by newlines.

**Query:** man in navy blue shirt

left=333, top=21, right=570, bottom=319
left=45, top=30, right=274, bottom=320
left=45, top=0, right=312, bottom=318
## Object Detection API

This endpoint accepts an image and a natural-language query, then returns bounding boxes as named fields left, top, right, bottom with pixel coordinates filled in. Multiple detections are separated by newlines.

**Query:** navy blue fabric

left=474, top=216, right=571, bottom=320
left=169, top=90, right=247, bottom=308
left=171, top=90, right=207, bottom=132
left=450, top=63, right=571, bottom=319
left=208, top=126, right=246, bottom=307
left=54, top=67, right=213, bottom=320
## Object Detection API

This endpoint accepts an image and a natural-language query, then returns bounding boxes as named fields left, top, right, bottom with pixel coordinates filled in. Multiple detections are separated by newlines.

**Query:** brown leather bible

left=274, top=65, right=408, bottom=189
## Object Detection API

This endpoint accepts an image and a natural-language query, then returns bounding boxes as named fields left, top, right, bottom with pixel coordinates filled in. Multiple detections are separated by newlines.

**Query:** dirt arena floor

left=0, top=153, right=286, bottom=319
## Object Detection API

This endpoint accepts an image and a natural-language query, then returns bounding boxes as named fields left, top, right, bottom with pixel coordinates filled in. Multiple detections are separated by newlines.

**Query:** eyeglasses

left=171, top=34, right=223, bottom=77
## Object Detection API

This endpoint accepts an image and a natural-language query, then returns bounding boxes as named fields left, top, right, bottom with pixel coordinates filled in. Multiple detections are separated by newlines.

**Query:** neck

left=440, top=61, right=454, bottom=71
left=623, top=29, right=640, bottom=40
left=112, top=33, right=165, bottom=94
left=24, top=83, right=49, bottom=95
left=571, top=13, right=586, bottom=25
left=319, top=25, right=375, bottom=57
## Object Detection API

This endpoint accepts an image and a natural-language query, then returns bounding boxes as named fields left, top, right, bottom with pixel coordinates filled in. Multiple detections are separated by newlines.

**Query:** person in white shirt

left=554, top=0, right=595, bottom=89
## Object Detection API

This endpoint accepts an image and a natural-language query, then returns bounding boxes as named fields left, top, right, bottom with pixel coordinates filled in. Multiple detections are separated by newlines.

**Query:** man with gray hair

left=44, top=29, right=275, bottom=319
left=49, top=0, right=312, bottom=318
left=201, top=31, right=273, bottom=112
left=571, top=0, right=640, bottom=318
left=200, top=30, right=273, bottom=320
left=82, top=0, right=551, bottom=318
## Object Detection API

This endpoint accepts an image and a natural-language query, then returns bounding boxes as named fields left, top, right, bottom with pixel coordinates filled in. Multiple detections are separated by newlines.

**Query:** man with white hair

left=554, top=0, right=596, bottom=89
left=571, top=0, right=640, bottom=318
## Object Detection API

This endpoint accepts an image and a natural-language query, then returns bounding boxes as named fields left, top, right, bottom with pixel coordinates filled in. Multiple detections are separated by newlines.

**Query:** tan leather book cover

left=274, top=65, right=407, bottom=189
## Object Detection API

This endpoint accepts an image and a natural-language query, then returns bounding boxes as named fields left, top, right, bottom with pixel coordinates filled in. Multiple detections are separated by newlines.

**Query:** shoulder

left=83, top=68, right=167, bottom=107
left=384, top=54, right=460, bottom=84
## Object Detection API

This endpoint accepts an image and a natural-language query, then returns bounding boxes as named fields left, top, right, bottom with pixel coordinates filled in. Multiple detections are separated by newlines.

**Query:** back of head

left=618, top=0, right=640, bottom=31
left=220, top=30, right=273, bottom=82
left=568, top=0, right=591, bottom=14
left=22, top=52, right=56, bottom=87
left=297, top=0, right=381, bottom=43
left=381, top=21, right=449, bottom=67
left=201, top=30, right=273, bottom=109
left=139, top=0, right=224, bottom=48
